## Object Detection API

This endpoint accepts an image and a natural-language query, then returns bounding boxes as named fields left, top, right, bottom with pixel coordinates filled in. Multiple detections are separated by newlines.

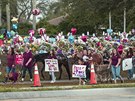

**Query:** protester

left=77, top=50, right=83, bottom=58
left=108, top=48, right=124, bottom=83
left=1, top=27, right=135, bottom=84
left=132, top=49, right=135, bottom=78
left=3, top=47, right=16, bottom=83
left=103, top=50, right=110, bottom=64
left=82, top=49, right=90, bottom=81
left=77, top=58, right=86, bottom=85
left=39, top=47, right=47, bottom=54
left=48, top=49, right=57, bottom=83
left=125, top=48, right=133, bottom=80
left=117, top=44, right=123, bottom=55
left=22, top=45, right=33, bottom=82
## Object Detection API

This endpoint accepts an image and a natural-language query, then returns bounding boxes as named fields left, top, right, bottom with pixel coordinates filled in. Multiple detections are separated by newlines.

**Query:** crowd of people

left=0, top=30, right=135, bottom=85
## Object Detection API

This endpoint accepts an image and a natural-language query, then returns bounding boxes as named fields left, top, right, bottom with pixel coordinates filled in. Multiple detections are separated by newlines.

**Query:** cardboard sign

left=122, top=58, right=133, bottom=71
left=72, top=65, right=86, bottom=78
left=15, top=54, right=23, bottom=65
left=45, top=59, right=59, bottom=72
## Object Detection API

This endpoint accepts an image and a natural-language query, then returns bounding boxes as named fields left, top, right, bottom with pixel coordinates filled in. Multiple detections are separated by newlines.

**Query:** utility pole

left=0, top=2, right=2, bottom=27
left=32, top=0, right=36, bottom=31
left=109, top=11, right=111, bottom=29
left=124, top=7, right=126, bottom=33
left=6, top=2, right=10, bottom=31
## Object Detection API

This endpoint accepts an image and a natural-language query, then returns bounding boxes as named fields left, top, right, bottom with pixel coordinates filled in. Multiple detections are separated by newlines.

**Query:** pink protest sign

left=15, top=54, right=23, bottom=65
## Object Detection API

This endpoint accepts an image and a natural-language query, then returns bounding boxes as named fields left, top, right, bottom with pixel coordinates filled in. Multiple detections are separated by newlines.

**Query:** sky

left=30, top=0, right=58, bottom=22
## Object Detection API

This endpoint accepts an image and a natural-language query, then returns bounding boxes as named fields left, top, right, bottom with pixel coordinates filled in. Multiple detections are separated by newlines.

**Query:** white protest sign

left=122, top=58, right=133, bottom=71
left=45, top=59, right=59, bottom=72
left=72, top=65, right=86, bottom=78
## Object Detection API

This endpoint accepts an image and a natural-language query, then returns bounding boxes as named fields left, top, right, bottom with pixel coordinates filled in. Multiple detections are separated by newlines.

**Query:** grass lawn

left=0, top=80, right=134, bottom=92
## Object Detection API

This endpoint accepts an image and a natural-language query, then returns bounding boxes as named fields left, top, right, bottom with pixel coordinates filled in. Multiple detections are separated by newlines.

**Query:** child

left=8, top=71, right=20, bottom=84
left=77, top=58, right=87, bottom=85
left=48, top=50, right=57, bottom=83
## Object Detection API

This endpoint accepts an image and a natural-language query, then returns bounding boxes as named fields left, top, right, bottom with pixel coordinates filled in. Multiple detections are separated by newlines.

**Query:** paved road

left=1, top=87, right=135, bottom=101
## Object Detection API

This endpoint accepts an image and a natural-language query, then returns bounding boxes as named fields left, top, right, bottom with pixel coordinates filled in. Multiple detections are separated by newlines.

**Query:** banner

left=72, top=65, right=86, bottom=78
left=122, top=58, right=132, bottom=71
left=45, top=59, right=59, bottom=72
left=15, top=54, right=23, bottom=65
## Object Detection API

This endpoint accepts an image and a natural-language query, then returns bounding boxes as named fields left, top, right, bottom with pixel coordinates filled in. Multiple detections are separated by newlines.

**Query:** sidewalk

left=0, top=77, right=135, bottom=85
left=0, top=79, right=79, bottom=85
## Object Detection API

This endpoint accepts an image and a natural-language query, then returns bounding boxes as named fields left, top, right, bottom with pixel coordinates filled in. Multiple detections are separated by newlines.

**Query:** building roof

left=48, top=15, right=67, bottom=26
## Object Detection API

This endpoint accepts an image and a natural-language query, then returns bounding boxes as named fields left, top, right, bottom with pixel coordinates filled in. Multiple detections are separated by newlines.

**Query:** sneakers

left=83, top=81, right=86, bottom=85
left=50, top=80, right=55, bottom=83
left=54, top=77, right=56, bottom=80
left=50, top=76, right=56, bottom=83
left=114, top=80, right=117, bottom=84
left=121, top=79, right=124, bottom=83
left=30, top=79, right=33, bottom=82
left=21, top=78, right=33, bottom=82
left=21, top=78, right=24, bottom=82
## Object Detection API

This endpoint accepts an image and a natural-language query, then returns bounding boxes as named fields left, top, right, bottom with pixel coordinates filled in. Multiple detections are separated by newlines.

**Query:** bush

left=36, top=19, right=58, bottom=35
left=57, top=16, right=97, bottom=35
left=18, top=22, right=33, bottom=35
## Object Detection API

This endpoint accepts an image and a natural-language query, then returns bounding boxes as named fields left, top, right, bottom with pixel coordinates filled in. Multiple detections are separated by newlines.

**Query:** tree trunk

left=6, top=3, right=10, bottom=31
left=32, top=0, right=36, bottom=31
left=124, top=8, right=126, bottom=32
left=0, top=3, right=2, bottom=26
left=109, top=11, right=111, bottom=29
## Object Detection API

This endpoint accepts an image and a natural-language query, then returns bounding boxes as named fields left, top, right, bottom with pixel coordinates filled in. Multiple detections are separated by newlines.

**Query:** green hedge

left=18, top=22, right=33, bottom=35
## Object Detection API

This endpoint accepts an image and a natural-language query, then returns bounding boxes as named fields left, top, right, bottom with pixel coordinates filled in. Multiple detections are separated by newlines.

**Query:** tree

left=47, top=0, right=135, bottom=34
left=46, top=1, right=66, bottom=20
left=17, top=0, right=49, bottom=22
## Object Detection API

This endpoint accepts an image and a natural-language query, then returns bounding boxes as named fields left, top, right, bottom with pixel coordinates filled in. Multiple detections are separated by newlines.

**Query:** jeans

left=49, top=71, right=55, bottom=81
left=111, top=65, right=123, bottom=80
left=128, top=66, right=135, bottom=79
left=3, top=67, right=16, bottom=83
left=22, top=67, right=33, bottom=79
left=6, top=67, right=15, bottom=74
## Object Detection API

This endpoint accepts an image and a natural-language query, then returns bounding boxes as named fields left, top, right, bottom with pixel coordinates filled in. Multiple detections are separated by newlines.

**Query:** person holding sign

left=108, top=49, right=124, bottom=84
left=77, top=58, right=86, bottom=85
left=132, top=50, right=135, bottom=78
left=125, top=48, right=133, bottom=80
left=48, top=50, right=57, bottom=83
left=82, top=49, right=90, bottom=81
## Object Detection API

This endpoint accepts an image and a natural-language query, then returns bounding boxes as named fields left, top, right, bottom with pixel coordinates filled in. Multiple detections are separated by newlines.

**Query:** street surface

left=1, top=87, right=135, bottom=101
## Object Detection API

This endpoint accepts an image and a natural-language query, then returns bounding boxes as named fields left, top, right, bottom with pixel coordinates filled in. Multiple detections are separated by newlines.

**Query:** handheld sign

left=122, top=58, right=132, bottom=71
left=45, top=59, right=59, bottom=72
left=15, top=54, right=23, bottom=65
left=72, top=65, right=86, bottom=78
